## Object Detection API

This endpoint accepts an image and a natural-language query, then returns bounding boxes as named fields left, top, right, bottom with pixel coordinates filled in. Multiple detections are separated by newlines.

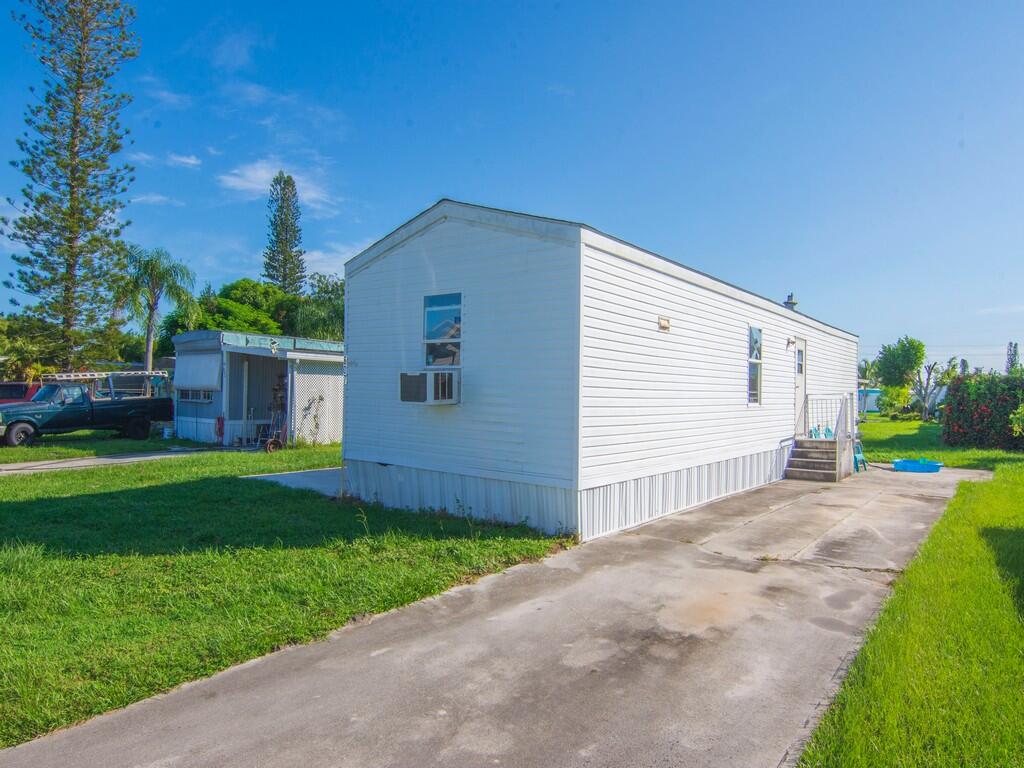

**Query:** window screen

left=748, top=327, right=762, bottom=404
left=424, top=293, right=461, bottom=367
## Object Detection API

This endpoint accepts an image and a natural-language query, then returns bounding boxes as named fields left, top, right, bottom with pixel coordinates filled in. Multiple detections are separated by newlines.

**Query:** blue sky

left=0, top=1, right=1021, bottom=368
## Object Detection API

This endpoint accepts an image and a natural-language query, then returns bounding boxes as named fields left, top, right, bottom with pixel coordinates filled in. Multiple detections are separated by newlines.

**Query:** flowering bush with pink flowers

left=942, top=374, right=1024, bottom=450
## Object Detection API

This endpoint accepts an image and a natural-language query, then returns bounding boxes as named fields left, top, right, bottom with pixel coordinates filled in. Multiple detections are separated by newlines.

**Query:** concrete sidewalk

left=245, top=467, right=342, bottom=496
left=0, top=467, right=989, bottom=768
left=0, top=448, right=207, bottom=475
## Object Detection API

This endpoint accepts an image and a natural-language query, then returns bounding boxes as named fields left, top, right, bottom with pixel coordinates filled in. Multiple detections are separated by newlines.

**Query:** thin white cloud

left=222, top=80, right=282, bottom=106
left=218, top=80, right=346, bottom=143
left=546, top=83, right=575, bottom=97
left=128, top=151, right=155, bottom=164
left=305, top=238, right=375, bottom=275
left=206, top=145, right=223, bottom=156
left=977, top=305, right=1024, bottom=316
left=217, top=157, right=338, bottom=217
left=149, top=88, right=191, bottom=109
left=135, top=75, right=192, bottom=113
left=167, top=153, right=202, bottom=168
left=132, top=193, right=184, bottom=207
left=213, top=30, right=266, bottom=71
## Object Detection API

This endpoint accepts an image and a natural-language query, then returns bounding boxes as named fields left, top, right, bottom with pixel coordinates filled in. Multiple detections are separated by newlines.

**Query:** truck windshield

left=31, top=384, right=61, bottom=402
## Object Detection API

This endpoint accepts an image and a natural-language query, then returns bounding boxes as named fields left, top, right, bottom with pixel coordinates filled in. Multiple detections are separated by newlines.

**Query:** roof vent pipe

left=783, top=293, right=798, bottom=310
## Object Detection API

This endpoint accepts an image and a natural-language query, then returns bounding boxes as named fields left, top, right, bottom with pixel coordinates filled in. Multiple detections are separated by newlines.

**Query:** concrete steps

left=788, top=457, right=837, bottom=471
left=786, top=438, right=838, bottom=482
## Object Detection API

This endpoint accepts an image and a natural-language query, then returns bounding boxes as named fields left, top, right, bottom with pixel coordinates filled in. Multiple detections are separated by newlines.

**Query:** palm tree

left=123, top=246, right=195, bottom=372
left=858, top=357, right=879, bottom=387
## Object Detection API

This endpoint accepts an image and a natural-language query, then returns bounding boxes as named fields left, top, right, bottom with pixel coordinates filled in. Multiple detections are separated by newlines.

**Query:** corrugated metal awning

left=173, top=353, right=222, bottom=391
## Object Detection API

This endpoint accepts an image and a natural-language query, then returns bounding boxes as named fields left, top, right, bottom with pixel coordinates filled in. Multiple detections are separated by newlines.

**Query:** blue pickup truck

left=0, top=375, right=173, bottom=447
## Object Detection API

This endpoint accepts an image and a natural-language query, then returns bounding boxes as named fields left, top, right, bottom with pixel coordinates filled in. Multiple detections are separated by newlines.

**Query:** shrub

left=888, top=411, right=920, bottom=422
left=943, top=374, right=1024, bottom=450
left=1010, top=404, right=1024, bottom=437
left=877, top=385, right=911, bottom=416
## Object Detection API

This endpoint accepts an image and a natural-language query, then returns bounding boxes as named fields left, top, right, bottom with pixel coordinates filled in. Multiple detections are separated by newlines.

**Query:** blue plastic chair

left=824, top=426, right=834, bottom=439
left=810, top=425, right=822, bottom=439
left=853, top=440, right=868, bottom=472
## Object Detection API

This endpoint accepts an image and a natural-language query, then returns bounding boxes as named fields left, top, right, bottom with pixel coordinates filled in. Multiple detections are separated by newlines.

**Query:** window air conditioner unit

left=400, top=370, right=460, bottom=405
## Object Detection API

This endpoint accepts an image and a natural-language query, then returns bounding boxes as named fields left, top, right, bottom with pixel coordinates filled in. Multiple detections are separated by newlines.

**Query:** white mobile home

left=173, top=330, right=345, bottom=447
left=342, top=201, right=858, bottom=540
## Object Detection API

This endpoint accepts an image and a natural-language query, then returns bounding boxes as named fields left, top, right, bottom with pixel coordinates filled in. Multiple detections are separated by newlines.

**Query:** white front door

left=794, top=338, right=807, bottom=435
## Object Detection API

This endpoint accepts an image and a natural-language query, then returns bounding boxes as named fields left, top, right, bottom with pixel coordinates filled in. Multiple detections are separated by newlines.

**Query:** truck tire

left=125, top=417, right=151, bottom=440
left=4, top=422, right=35, bottom=447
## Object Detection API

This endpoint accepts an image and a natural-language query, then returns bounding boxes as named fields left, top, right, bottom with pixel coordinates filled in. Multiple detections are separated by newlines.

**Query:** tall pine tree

left=2, top=0, right=139, bottom=370
left=262, top=171, right=307, bottom=295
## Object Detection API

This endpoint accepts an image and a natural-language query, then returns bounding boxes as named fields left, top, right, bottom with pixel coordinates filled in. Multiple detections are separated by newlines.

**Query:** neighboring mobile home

left=172, top=330, right=344, bottom=446
left=342, top=201, right=858, bottom=540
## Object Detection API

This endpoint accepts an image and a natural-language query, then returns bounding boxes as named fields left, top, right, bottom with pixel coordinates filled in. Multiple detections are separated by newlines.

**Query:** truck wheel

left=125, top=417, right=152, bottom=440
left=5, top=422, right=35, bottom=447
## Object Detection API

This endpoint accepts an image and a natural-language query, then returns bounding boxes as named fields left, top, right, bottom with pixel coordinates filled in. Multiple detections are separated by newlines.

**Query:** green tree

left=0, top=312, right=68, bottom=378
left=858, top=358, right=879, bottom=387
left=1006, top=341, right=1019, bottom=374
left=218, top=277, right=299, bottom=328
left=937, top=356, right=959, bottom=387
left=875, top=336, right=926, bottom=388
left=262, top=171, right=306, bottom=294
left=116, top=330, right=145, bottom=363
left=157, top=282, right=284, bottom=356
left=122, top=245, right=194, bottom=372
left=876, top=385, right=911, bottom=417
left=291, top=272, right=344, bottom=340
left=1, top=0, right=139, bottom=370
left=911, top=361, right=943, bottom=420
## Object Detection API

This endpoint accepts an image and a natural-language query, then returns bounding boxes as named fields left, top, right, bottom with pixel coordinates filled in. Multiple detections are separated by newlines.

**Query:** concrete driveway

left=1, top=467, right=989, bottom=768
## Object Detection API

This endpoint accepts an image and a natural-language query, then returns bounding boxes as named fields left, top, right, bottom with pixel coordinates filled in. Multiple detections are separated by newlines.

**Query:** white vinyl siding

left=578, top=233, right=857, bottom=490
left=341, top=201, right=858, bottom=539
left=343, top=212, right=580, bottom=487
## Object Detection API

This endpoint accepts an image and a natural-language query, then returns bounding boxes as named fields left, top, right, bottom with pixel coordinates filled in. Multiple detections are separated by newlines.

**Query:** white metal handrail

left=800, top=392, right=856, bottom=478
left=802, top=393, right=848, bottom=438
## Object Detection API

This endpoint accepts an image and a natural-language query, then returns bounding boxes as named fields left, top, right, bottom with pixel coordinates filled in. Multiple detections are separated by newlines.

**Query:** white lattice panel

left=290, top=360, right=344, bottom=445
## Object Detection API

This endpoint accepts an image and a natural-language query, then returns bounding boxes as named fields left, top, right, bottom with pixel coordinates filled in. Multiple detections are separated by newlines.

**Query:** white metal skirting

left=345, top=445, right=789, bottom=541
left=174, top=417, right=220, bottom=444
left=577, top=444, right=792, bottom=541
left=343, top=460, right=576, bottom=535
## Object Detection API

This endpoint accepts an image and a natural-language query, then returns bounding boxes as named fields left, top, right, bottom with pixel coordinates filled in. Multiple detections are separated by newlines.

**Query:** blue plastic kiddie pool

left=893, top=458, right=944, bottom=473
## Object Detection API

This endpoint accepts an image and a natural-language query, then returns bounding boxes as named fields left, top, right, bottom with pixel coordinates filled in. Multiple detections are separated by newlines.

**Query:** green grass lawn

left=0, top=429, right=203, bottom=464
left=858, top=415, right=1024, bottom=470
left=0, top=447, right=562, bottom=748
left=801, top=420, right=1024, bottom=766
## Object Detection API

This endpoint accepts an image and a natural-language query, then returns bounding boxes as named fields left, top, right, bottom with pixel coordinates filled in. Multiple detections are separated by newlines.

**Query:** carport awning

left=174, top=353, right=222, bottom=391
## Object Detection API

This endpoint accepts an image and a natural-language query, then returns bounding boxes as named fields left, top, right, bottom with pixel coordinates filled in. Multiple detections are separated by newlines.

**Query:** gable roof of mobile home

left=345, top=199, right=857, bottom=340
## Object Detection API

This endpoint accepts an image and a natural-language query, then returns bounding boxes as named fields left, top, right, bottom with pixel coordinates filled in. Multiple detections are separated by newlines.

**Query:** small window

left=64, top=385, right=88, bottom=404
left=796, top=348, right=804, bottom=375
left=178, top=389, right=213, bottom=403
left=424, top=292, right=461, bottom=367
left=0, top=384, right=26, bottom=399
left=748, top=327, right=762, bottom=404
